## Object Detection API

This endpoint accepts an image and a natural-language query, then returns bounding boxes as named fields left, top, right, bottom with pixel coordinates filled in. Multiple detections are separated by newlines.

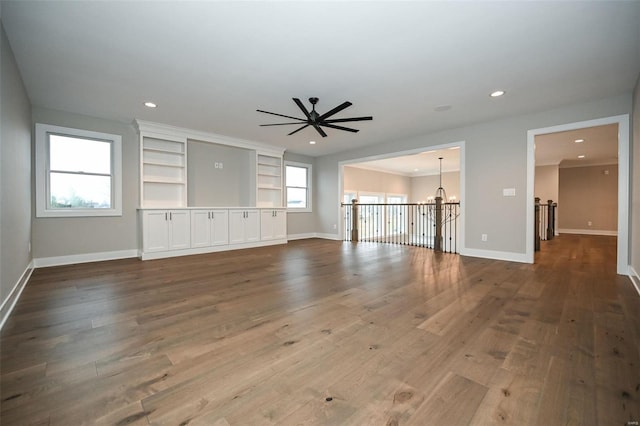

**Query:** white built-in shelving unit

left=256, top=153, right=283, bottom=208
left=141, top=135, right=187, bottom=208
left=134, top=120, right=287, bottom=260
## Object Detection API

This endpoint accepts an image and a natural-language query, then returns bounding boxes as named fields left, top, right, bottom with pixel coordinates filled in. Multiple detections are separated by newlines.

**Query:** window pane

left=287, top=187, right=307, bottom=208
left=286, top=166, right=307, bottom=187
left=360, top=195, right=383, bottom=204
left=387, top=195, right=406, bottom=204
left=50, top=134, right=111, bottom=174
left=343, top=192, right=356, bottom=203
left=50, top=172, right=111, bottom=208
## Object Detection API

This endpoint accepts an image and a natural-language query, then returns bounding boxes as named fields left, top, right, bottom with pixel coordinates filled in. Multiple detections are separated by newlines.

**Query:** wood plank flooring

left=1, top=235, right=639, bottom=425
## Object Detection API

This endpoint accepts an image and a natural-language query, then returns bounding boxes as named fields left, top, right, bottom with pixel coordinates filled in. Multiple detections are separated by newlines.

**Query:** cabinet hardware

left=165, top=212, right=168, bottom=220
left=208, top=212, right=210, bottom=220
left=170, top=212, right=172, bottom=220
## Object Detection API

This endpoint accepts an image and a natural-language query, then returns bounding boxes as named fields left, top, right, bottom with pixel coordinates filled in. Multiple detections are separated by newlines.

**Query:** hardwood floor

left=1, top=235, right=639, bottom=425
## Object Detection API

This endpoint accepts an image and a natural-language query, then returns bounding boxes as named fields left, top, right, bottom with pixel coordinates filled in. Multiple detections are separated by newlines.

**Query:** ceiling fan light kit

left=257, top=97, right=372, bottom=137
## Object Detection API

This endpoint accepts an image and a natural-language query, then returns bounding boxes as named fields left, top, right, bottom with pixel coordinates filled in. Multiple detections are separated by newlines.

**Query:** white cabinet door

left=245, top=210, right=260, bottom=242
left=229, top=210, right=246, bottom=244
left=261, top=209, right=287, bottom=241
left=261, top=210, right=275, bottom=240
left=191, top=210, right=211, bottom=248
left=210, top=210, right=229, bottom=246
left=168, top=210, right=191, bottom=250
left=273, top=210, right=287, bottom=240
left=229, top=210, right=260, bottom=244
left=143, top=210, right=170, bottom=253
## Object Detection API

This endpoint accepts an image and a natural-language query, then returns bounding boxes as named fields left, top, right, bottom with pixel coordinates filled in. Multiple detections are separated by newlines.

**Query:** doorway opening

left=338, top=142, right=465, bottom=252
left=527, top=115, right=630, bottom=275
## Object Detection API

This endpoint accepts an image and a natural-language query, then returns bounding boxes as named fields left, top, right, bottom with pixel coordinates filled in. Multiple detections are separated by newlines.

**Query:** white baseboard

left=459, top=247, right=530, bottom=264
left=33, top=249, right=138, bottom=268
left=315, top=233, right=342, bottom=241
left=558, top=228, right=618, bottom=236
left=629, top=266, right=640, bottom=296
left=0, top=261, right=34, bottom=331
left=287, top=233, right=318, bottom=241
left=287, top=232, right=342, bottom=241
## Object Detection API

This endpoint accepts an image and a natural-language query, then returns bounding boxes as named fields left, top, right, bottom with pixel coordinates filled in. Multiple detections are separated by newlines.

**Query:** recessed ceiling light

left=144, top=101, right=157, bottom=108
left=490, top=90, right=505, bottom=98
left=578, top=155, right=585, bottom=158
left=575, top=139, right=584, bottom=143
left=309, top=140, right=316, bottom=145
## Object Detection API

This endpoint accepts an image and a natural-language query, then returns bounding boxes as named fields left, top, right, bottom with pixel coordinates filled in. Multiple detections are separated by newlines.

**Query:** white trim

left=629, top=266, right=640, bottom=296
left=0, top=261, right=34, bottom=331
left=315, top=233, right=342, bottom=241
left=460, top=248, right=529, bottom=264
left=33, top=249, right=138, bottom=268
left=287, top=233, right=318, bottom=240
left=558, top=228, right=618, bottom=236
left=35, top=123, right=123, bottom=217
left=527, top=114, right=630, bottom=275
left=134, top=119, right=285, bottom=157
left=140, top=239, right=287, bottom=260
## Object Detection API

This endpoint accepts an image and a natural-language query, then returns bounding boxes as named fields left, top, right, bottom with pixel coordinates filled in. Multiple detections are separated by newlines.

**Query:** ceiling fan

left=257, top=97, right=373, bottom=137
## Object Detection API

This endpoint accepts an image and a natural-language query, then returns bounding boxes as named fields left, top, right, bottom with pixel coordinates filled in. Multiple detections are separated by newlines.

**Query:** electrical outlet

left=588, top=221, right=592, bottom=227
left=481, top=234, right=488, bottom=242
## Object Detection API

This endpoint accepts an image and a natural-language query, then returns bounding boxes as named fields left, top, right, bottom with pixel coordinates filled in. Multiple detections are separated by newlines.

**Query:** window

left=35, top=123, right=122, bottom=217
left=285, top=161, right=312, bottom=212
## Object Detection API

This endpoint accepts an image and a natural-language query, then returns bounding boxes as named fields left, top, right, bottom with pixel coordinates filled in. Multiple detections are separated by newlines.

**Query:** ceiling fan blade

left=323, top=116, right=373, bottom=123
left=260, top=122, right=307, bottom=126
left=312, top=124, right=328, bottom=137
left=317, top=101, right=352, bottom=121
left=257, top=109, right=306, bottom=122
left=320, top=123, right=359, bottom=133
left=293, top=98, right=312, bottom=119
left=288, top=124, right=310, bottom=136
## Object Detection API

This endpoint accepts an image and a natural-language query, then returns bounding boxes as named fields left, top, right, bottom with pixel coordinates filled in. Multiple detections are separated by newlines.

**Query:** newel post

left=534, top=197, right=541, bottom=251
left=351, top=199, right=359, bottom=242
left=546, top=200, right=554, bottom=240
left=434, top=196, right=443, bottom=252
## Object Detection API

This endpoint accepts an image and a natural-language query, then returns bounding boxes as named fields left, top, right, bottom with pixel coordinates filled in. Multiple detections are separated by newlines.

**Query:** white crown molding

left=134, top=119, right=285, bottom=156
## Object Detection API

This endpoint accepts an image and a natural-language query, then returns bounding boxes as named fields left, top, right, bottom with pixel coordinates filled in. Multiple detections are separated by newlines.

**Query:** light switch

left=503, top=188, right=516, bottom=197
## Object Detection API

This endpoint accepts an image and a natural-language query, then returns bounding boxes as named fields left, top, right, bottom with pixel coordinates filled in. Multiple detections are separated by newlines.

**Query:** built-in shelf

left=143, top=160, right=185, bottom=168
left=257, top=154, right=283, bottom=207
left=140, top=136, right=187, bottom=207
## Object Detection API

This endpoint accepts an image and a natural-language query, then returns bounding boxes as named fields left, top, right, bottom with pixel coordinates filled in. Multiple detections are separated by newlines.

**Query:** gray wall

left=315, top=94, right=632, bottom=256
left=1, top=23, right=32, bottom=303
left=632, top=74, right=640, bottom=276
left=343, top=166, right=411, bottom=197
left=411, top=172, right=460, bottom=203
left=188, top=140, right=253, bottom=207
left=31, top=108, right=138, bottom=259
left=284, top=152, right=317, bottom=236
left=558, top=165, right=618, bottom=232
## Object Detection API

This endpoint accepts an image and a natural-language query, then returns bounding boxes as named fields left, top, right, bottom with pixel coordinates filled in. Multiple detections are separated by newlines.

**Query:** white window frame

left=35, top=123, right=122, bottom=217
left=285, top=161, right=312, bottom=213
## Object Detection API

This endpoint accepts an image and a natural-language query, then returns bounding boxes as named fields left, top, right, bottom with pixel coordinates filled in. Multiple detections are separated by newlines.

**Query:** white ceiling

left=535, top=123, right=619, bottom=168
left=2, top=1, right=639, bottom=157
left=347, top=147, right=460, bottom=177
